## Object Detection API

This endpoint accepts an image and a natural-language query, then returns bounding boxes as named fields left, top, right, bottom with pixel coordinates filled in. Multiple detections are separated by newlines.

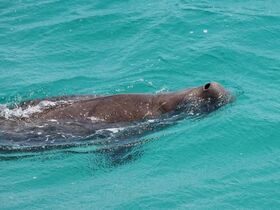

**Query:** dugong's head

left=181, top=82, right=234, bottom=115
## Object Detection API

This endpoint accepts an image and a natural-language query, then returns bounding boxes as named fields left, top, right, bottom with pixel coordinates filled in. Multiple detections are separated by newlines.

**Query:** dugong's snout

left=184, top=81, right=235, bottom=114
left=201, top=81, right=234, bottom=106
left=179, top=82, right=234, bottom=115
left=203, top=82, right=227, bottom=96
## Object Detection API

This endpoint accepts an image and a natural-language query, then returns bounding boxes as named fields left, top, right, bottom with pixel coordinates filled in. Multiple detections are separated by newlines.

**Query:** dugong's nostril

left=203, top=83, right=211, bottom=91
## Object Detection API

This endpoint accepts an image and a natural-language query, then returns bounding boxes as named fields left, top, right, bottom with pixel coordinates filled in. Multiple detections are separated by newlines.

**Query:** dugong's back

left=36, top=94, right=158, bottom=123
left=0, top=94, right=159, bottom=150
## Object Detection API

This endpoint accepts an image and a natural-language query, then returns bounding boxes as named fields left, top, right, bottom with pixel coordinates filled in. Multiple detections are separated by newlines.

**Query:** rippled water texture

left=1, top=0, right=280, bottom=209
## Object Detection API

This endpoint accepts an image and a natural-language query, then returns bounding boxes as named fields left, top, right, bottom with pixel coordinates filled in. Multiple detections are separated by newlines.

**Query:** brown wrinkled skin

left=29, top=82, right=229, bottom=123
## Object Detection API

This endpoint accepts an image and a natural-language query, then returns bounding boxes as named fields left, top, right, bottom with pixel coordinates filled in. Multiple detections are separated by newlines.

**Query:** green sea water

left=1, top=0, right=280, bottom=209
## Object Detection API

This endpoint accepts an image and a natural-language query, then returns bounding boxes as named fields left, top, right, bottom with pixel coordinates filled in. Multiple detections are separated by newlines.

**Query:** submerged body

left=0, top=82, right=233, bottom=149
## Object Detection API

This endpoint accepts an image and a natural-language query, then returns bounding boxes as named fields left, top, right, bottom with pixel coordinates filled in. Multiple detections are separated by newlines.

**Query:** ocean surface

left=1, top=0, right=280, bottom=209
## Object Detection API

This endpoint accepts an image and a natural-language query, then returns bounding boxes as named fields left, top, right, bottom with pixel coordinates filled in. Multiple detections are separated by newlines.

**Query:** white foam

left=48, top=119, right=58, bottom=122
left=105, top=127, right=126, bottom=133
left=96, top=127, right=126, bottom=134
left=87, top=116, right=104, bottom=122
left=0, top=100, right=70, bottom=119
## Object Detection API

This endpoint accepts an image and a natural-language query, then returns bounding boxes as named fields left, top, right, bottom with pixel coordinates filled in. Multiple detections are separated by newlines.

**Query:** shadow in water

left=0, top=136, right=156, bottom=169
left=0, top=114, right=175, bottom=165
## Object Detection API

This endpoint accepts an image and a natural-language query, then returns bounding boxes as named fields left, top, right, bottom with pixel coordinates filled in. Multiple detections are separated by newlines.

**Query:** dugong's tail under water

left=0, top=82, right=234, bottom=162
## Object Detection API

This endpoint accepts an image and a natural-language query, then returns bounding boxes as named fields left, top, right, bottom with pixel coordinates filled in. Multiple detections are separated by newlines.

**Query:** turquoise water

left=1, top=0, right=280, bottom=209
